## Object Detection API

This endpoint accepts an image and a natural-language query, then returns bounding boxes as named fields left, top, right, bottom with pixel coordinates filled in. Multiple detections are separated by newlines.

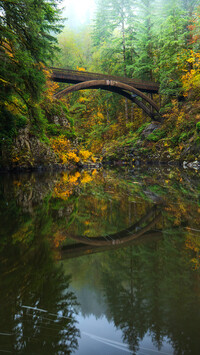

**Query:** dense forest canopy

left=1, top=0, right=200, bottom=168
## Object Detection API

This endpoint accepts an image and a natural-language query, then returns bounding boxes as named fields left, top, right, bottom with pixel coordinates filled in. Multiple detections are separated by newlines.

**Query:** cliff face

left=0, top=98, right=77, bottom=171
left=8, top=127, right=58, bottom=170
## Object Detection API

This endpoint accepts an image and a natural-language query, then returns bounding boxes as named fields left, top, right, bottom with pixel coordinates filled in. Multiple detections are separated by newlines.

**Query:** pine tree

left=133, top=0, right=156, bottom=81
left=154, top=0, right=188, bottom=96
left=0, top=0, right=62, bottom=122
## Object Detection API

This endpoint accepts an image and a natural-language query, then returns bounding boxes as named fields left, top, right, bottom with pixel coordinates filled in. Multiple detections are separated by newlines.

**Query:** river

left=0, top=166, right=200, bottom=354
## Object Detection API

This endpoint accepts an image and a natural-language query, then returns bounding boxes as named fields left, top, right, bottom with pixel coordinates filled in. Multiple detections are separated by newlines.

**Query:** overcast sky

left=60, top=0, right=96, bottom=29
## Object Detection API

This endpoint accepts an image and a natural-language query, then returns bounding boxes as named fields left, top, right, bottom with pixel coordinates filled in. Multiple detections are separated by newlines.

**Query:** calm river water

left=0, top=167, right=200, bottom=354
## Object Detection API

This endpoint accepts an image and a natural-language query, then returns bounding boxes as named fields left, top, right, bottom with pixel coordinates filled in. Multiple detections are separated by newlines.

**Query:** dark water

left=0, top=167, right=200, bottom=354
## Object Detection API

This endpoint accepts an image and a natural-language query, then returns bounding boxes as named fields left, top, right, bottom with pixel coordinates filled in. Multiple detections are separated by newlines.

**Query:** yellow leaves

left=68, top=172, right=81, bottom=184
left=187, top=57, right=195, bottom=63
left=92, top=169, right=97, bottom=175
left=53, top=171, right=94, bottom=201
left=12, top=156, right=20, bottom=163
left=53, top=186, right=71, bottom=200
left=96, top=111, right=104, bottom=122
left=91, top=156, right=97, bottom=163
left=79, top=149, right=92, bottom=161
left=80, top=172, right=93, bottom=184
left=51, top=136, right=79, bottom=164
left=177, top=111, right=185, bottom=124
left=43, top=67, right=59, bottom=100
left=181, top=50, right=200, bottom=96
left=79, top=96, right=88, bottom=103
left=67, top=151, right=80, bottom=163
left=51, top=137, right=95, bottom=166
left=77, top=66, right=86, bottom=71
left=13, top=180, right=21, bottom=187
left=52, top=231, right=66, bottom=248
left=185, top=233, right=200, bottom=270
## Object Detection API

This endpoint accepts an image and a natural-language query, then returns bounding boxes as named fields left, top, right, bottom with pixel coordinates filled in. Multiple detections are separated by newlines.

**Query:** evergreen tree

left=92, top=0, right=113, bottom=46
left=133, top=0, right=156, bottom=81
left=154, top=0, right=188, bottom=96
left=0, top=0, right=62, bottom=134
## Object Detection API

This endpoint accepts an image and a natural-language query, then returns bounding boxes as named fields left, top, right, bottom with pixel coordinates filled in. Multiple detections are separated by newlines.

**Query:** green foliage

left=196, top=122, right=200, bottom=133
left=47, top=123, right=61, bottom=136
left=56, top=26, right=92, bottom=70
left=178, top=132, right=188, bottom=142
left=0, top=107, right=17, bottom=149
left=0, top=0, right=62, bottom=150
left=136, top=123, right=150, bottom=135
left=147, top=129, right=166, bottom=142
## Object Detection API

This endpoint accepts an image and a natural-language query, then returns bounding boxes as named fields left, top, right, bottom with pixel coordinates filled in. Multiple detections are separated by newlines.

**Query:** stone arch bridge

left=51, top=67, right=161, bottom=120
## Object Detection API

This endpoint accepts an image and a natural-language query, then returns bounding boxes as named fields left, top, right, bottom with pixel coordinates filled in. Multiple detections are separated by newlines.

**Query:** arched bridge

left=51, top=67, right=161, bottom=120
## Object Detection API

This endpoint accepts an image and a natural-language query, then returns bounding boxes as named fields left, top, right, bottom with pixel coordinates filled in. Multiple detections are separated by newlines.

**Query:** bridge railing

left=50, top=67, right=159, bottom=93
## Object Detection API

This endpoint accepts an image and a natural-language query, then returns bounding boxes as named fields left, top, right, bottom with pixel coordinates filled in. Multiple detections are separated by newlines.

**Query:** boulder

left=141, top=122, right=161, bottom=138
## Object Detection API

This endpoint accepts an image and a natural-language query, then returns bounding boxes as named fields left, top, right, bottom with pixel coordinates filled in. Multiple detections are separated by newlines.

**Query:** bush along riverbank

left=0, top=96, right=100, bottom=172
left=101, top=100, right=200, bottom=170
left=1, top=98, right=200, bottom=172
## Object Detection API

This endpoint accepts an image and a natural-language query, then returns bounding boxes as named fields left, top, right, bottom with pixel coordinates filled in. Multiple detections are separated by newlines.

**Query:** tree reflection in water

left=1, top=168, right=200, bottom=354
left=0, top=239, right=80, bottom=354
left=0, top=174, right=80, bottom=354
left=100, top=232, right=200, bottom=355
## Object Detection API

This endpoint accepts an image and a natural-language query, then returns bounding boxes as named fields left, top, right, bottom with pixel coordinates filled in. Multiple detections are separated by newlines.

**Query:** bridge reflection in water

left=60, top=206, right=163, bottom=259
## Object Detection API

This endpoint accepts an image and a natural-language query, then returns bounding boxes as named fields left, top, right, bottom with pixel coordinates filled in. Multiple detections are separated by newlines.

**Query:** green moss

left=147, top=129, right=166, bottom=142
left=136, top=122, right=150, bottom=135
left=149, top=185, right=167, bottom=195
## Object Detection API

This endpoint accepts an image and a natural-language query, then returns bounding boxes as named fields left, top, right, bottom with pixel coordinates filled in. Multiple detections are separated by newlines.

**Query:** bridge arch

left=54, top=79, right=161, bottom=121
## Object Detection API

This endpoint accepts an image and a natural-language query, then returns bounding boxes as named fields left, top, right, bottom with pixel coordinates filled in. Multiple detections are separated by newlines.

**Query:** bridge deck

left=51, top=67, right=159, bottom=94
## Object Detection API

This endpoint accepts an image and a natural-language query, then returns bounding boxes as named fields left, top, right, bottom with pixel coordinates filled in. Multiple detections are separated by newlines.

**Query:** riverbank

left=1, top=99, right=200, bottom=172
left=101, top=100, right=200, bottom=170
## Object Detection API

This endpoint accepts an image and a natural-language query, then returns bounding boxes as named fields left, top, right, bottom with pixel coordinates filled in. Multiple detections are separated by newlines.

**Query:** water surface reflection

left=0, top=167, right=200, bottom=354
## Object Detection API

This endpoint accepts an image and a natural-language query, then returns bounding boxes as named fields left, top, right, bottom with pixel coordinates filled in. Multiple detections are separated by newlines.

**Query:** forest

left=1, top=0, right=200, bottom=169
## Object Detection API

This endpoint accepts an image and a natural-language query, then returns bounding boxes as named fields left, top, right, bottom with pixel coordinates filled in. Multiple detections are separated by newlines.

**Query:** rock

left=187, top=160, right=200, bottom=169
left=141, top=122, right=161, bottom=138
left=10, top=127, right=58, bottom=170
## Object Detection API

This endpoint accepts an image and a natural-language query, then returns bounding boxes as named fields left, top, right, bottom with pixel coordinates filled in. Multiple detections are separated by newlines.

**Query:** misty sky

left=60, top=0, right=96, bottom=29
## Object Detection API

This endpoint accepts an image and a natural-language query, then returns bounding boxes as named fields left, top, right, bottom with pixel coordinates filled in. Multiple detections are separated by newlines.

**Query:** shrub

left=178, top=132, right=188, bottom=142
left=147, top=129, right=166, bottom=142
left=196, top=122, right=200, bottom=133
